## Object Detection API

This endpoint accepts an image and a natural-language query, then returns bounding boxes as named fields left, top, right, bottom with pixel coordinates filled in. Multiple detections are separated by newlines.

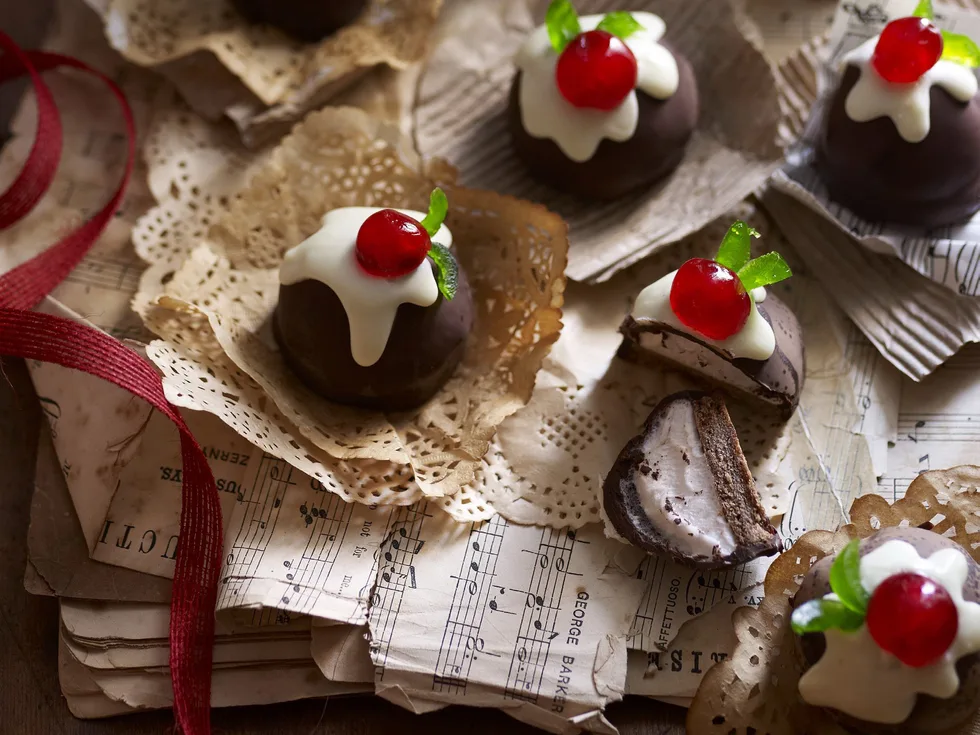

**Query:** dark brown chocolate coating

left=818, top=65, right=980, bottom=228
left=793, top=527, right=980, bottom=735
left=507, top=44, right=699, bottom=200
left=230, top=0, right=368, bottom=43
left=603, top=391, right=781, bottom=569
left=273, top=262, right=474, bottom=411
left=618, top=293, right=805, bottom=418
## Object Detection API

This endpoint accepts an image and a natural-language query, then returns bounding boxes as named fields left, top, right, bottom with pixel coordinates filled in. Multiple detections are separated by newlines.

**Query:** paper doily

left=133, top=103, right=567, bottom=510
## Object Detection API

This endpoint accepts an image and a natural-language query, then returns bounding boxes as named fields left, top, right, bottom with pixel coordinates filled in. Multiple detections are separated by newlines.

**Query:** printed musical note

left=504, top=527, right=580, bottom=703
left=433, top=516, right=507, bottom=694
left=370, top=504, right=431, bottom=679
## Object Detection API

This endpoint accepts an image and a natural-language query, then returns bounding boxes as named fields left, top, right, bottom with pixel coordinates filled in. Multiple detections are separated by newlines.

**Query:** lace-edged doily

left=134, top=102, right=567, bottom=509
left=687, top=467, right=980, bottom=734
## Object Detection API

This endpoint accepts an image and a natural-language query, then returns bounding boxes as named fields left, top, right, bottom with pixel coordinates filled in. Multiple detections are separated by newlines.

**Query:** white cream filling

left=514, top=12, right=679, bottom=162
left=799, top=540, right=980, bottom=724
left=632, top=270, right=775, bottom=361
left=636, top=332, right=772, bottom=402
left=279, top=207, right=451, bottom=367
left=635, top=397, right=737, bottom=559
left=841, top=37, right=978, bottom=143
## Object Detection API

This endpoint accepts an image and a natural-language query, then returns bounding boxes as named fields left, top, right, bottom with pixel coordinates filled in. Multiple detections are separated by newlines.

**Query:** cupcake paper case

left=85, top=0, right=442, bottom=145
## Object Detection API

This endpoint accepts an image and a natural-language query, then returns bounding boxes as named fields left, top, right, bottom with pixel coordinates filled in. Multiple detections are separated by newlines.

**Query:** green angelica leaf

left=829, top=539, right=870, bottom=614
left=791, top=598, right=865, bottom=635
left=941, top=30, right=980, bottom=68
left=420, top=188, right=449, bottom=238
left=428, top=242, right=458, bottom=301
left=714, top=220, right=760, bottom=273
left=595, top=11, right=644, bottom=40
left=737, top=252, right=793, bottom=292
left=545, top=0, right=582, bottom=53
left=912, top=0, right=935, bottom=19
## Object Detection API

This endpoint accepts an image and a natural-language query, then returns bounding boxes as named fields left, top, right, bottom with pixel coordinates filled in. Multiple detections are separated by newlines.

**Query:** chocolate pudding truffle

left=603, top=391, right=781, bottom=569
left=619, top=221, right=804, bottom=417
left=791, top=527, right=980, bottom=734
left=274, top=189, right=474, bottom=411
left=230, top=0, right=368, bottom=43
left=818, top=8, right=980, bottom=227
left=508, top=1, right=699, bottom=200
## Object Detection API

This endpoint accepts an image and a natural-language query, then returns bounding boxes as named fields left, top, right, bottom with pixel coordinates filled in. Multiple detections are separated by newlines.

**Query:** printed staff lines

left=504, top=528, right=582, bottom=703
left=369, top=504, right=430, bottom=680
left=685, top=564, right=750, bottom=616
left=279, top=491, right=353, bottom=615
left=432, top=516, right=508, bottom=694
left=628, top=555, right=671, bottom=650
left=217, top=454, right=293, bottom=609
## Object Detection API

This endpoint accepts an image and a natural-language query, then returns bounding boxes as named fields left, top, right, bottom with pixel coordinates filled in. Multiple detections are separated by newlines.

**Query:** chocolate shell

left=230, top=0, right=368, bottom=43
left=507, top=44, right=699, bottom=201
left=603, top=391, right=781, bottom=569
left=273, top=261, right=474, bottom=411
left=817, top=65, right=980, bottom=228
left=793, top=527, right=980, bottom=735
left=618, top=294, right=804, bottom=418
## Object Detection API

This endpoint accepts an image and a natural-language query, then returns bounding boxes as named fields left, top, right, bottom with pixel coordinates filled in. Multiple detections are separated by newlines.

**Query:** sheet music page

left=216, top=453, right=395, bottom=625
left=365, top=507, right=642, bottom=731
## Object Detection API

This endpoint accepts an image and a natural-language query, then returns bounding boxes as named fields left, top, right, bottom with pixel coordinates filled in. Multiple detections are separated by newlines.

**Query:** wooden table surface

left=0, top=4, right=687, bottom=734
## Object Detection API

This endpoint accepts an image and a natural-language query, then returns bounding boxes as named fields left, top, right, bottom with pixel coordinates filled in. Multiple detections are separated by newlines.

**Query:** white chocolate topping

left=514, top=12, right=679, bottom=162
left=279, top=207, right=452, bottom=367
left=842, top=37, right=978, bottom=143
left=799, top=540, right=980, bottom=724
left=631, top=270, right=775, bottom=361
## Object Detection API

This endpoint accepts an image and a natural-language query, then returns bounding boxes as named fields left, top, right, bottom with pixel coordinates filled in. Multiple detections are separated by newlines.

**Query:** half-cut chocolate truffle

left=603, top=391, right=781, bottom=569
left=619, top=293, right=804, bottom=417
left=619, top=222, right=804, bottom=418
left=508, top=7, right=698, bottom=200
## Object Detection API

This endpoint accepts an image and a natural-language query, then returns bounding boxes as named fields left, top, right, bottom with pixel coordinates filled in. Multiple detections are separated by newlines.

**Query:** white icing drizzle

left=514, top=12, right=679, bottom=162
left=799, top=540, right=980, bottom=724
left=631, top=270, right=775, bottom=361
left=842, top=37, right=978, bottom=143
left=279, top=207, right=452, bottom=368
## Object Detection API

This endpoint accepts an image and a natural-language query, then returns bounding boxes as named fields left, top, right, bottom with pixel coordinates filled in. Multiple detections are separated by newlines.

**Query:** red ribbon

left=0, top=32, right=219, bottom=734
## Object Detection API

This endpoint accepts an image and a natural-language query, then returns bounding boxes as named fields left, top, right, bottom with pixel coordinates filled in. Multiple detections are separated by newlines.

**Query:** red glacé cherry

left=555, top=30, right=638, bottom=111
left=872, top=17, right=944, bottom=84
left=669, top=258, right=751, bottom=341
left=355, top=209, right=431, bottom=278
left=866, top=572, right=958, bottom=668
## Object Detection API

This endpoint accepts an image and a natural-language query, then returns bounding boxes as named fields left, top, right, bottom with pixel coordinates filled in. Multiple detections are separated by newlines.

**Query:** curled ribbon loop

left=0, top=31, right=219, bottom=735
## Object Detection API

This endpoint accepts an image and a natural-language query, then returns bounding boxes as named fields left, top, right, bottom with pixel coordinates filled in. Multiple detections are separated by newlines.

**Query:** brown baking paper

left=134, top=105, right=568, bottom=503
left=414, top=0, right=785, bottom=283
left=93, top=0, right=441, bottom=146
left=686, top=467, right=980, bottom=735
